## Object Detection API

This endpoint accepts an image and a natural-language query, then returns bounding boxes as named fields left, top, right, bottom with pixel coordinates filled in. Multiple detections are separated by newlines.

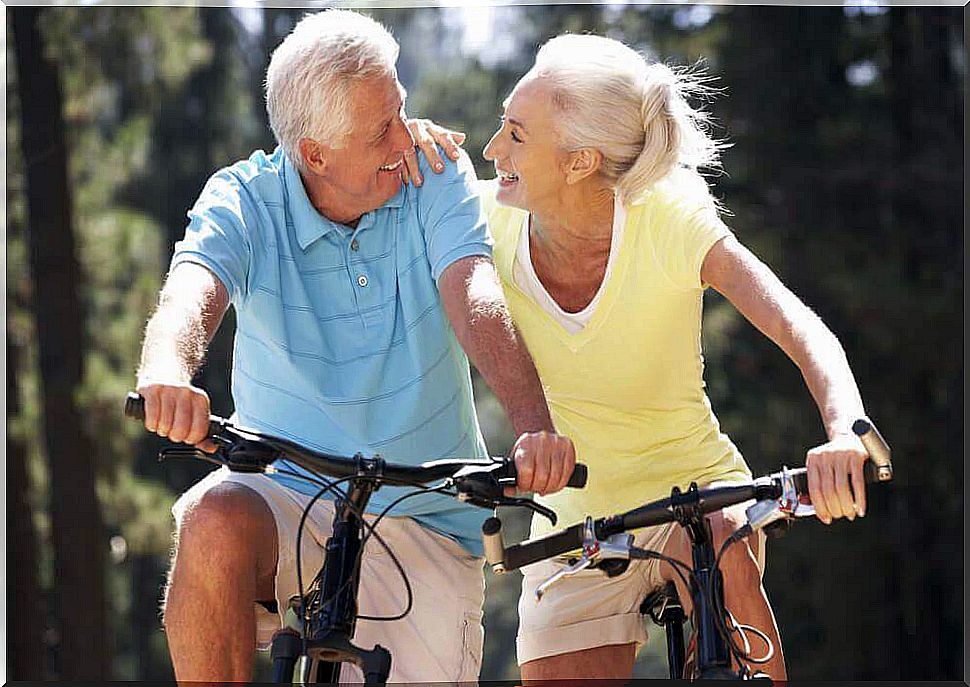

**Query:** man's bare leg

left=163, top=482, right=279, bottom=682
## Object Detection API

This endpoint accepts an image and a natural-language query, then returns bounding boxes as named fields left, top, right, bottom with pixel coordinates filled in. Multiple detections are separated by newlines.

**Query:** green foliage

left=98, top=471, right=178, bottom=555
left=40, top=7, right=210, bottom=120
left=409, top=63, right=510, bottom=179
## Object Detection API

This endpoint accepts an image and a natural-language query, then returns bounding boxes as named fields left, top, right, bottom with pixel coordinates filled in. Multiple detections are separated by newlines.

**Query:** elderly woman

left=441, top=33, right=873, bottom=681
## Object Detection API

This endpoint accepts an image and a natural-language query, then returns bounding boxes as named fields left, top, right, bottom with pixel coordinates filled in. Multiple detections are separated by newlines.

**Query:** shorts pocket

left=458, top=611, right=484, bottom=682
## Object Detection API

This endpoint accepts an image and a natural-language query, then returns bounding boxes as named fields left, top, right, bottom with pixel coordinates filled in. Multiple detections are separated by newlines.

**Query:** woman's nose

left=483, top=131, right=501, bottom=160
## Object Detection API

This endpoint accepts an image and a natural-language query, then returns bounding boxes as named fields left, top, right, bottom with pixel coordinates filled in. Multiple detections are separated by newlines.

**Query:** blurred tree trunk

left=7, top=337, right=47, bottom=680
left=884, top=8, right=962, bottom=679
left=11, top=7, right=111, bottom=679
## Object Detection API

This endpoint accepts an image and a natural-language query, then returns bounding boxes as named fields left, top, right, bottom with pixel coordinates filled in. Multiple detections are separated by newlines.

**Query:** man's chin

left=380, top=173, right=404, bottom=200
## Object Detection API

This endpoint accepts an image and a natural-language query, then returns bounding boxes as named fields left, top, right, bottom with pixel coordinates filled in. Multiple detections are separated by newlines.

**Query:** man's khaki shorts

left=516, top=484, right=767, bottom=666
left=172, top=467, right=486, bottom=683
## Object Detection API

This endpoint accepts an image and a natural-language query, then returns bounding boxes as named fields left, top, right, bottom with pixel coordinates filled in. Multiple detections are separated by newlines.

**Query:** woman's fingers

left=404, top=118, right=468, bottom=187
left=402, top=146, right=422, bottom=186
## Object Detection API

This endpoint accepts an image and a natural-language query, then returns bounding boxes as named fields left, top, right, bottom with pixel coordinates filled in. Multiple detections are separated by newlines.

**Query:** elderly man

left=135, top=9, right=575, bottom=683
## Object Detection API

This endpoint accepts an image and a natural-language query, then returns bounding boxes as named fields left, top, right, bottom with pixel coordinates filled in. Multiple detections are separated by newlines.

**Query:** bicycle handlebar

left=124, top=392, right=588, bottom=489
left=485, top=417, right=892, bottom=573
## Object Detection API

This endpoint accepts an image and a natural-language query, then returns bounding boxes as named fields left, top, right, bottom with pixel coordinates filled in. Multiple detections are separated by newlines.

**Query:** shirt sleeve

left=649, top=184, right=732, bottom=291
left=416, top=150, right=494, bottom=281
left=170, top=169, right=254, bottom=303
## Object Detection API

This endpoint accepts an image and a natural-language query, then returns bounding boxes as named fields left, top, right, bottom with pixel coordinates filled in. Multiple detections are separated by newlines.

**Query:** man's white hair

left=265, top=9, right=399, bottom=171
left=529, top=34, right=723, bottom=203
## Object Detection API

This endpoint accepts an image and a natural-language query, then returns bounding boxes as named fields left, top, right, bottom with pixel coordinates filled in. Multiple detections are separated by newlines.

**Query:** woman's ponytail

left=617, top=62, right=723, bottom=202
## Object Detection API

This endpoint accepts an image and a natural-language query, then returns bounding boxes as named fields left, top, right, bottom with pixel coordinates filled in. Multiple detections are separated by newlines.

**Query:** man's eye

left=511, top=130, right=523, bottom=143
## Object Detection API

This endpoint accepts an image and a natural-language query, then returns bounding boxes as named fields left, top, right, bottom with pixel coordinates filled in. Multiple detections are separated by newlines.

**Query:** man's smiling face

left=302, top=72, right=414, bottom=226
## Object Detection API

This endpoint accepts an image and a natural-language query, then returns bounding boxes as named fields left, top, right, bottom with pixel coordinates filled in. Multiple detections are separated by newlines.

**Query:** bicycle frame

left=271, top=472, right=391, bottom=684
left=669, top=483, right=737, bottom=679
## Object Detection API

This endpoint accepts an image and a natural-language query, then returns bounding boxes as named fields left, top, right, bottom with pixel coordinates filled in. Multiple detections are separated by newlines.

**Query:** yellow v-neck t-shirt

left=481, top=176, right=751, bottom=539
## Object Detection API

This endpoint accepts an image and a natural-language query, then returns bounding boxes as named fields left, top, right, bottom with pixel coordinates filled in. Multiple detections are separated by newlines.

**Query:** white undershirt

left=512, top=195, right=626, bottom=334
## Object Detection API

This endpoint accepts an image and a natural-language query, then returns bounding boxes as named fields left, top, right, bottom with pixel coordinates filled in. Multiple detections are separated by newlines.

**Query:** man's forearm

left=465, top=308, right=554, bottom=435
left=138, top=263, right=229, bottom=384
left=439, top=257, right=554, bottom=435
left=138, top=301, right=207, bottom=384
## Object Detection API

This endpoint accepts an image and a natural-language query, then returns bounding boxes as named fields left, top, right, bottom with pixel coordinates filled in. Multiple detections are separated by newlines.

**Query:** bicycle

left=479, top=417, right=893, bottom=680
left=124, top=392, right=587, bottom=684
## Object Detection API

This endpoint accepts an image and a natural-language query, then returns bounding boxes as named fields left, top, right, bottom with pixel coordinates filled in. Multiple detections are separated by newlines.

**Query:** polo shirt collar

left=282, top=152, right=407, bottom=251
left=282, top=153, right=341, bottom=250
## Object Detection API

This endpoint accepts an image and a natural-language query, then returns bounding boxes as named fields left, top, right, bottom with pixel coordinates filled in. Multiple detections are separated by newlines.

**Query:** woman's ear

left=565, top=147, right=604, bottom=185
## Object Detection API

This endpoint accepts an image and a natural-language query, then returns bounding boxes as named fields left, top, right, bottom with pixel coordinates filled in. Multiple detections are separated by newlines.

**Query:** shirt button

left=351, top=239, right=359, bottom=251
left=357, top=275, right=368, bottom=287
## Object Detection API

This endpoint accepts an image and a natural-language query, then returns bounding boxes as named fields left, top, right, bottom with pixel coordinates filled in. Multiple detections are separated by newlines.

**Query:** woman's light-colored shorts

left=516, top=485, right=767, bottom=666
left=516, top=521, right=677, bottom=665
left=172, top=467, right=486, bottom=683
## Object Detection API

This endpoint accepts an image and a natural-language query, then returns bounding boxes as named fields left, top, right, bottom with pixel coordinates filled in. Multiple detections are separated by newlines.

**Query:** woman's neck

left=530, top=183, right=615, bottom=265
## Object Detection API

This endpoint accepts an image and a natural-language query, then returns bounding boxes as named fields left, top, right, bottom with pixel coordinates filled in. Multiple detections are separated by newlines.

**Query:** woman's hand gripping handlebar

left=744, top=417, right=892, bottom=530
left=482, top=416, right=892, bottom=578
left=124, top=391, right=587, bottom=517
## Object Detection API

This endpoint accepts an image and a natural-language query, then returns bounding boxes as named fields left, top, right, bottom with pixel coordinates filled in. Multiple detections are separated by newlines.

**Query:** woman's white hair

left=530, top=34, right=724, bottom=203
left=265, top=9, right=399, bottom=171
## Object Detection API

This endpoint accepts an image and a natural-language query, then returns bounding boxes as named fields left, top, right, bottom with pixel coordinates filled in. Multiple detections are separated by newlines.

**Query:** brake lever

left=457, top=492, right=559, bottom=526
left=535, top=556, right=591, bottom=601
left=453, top=470, right=559, bottom=524
left=778, top=465, right=815, bottom=518
left=503, top=496, right=558, bottom=525
left=534, top=517, right=606, bottom=601
left=158, top=446, right=227, bottom=469
left=746, top=466, right=815, bottom=534
left=491, top=474, right=559, bottom=524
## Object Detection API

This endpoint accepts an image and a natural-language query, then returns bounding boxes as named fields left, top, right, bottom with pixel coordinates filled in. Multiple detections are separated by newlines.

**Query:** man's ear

left=564, top=147, right=603, bottom=185
left=299, top=138, right=328, bottom=176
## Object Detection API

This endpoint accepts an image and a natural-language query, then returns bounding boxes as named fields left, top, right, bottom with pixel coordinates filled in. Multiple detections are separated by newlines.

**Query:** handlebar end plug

left=852, top=417, right=893, bottom=482
left=482, top=516, right=507, bottom=574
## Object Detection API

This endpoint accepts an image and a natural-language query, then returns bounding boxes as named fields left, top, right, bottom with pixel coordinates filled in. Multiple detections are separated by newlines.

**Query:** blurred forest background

left=6, top=2, right=964, bottom=682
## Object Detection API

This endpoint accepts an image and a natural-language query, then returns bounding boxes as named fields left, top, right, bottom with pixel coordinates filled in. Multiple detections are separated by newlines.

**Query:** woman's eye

left=499, top=116, right=522, bottom=143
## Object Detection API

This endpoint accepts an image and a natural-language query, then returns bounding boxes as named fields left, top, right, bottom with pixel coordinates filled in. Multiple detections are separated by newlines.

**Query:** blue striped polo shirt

left=171, top=146, right=492, bottom=554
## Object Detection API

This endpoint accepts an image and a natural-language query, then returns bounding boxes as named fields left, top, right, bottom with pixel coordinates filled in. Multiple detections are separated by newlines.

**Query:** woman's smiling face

left=483, top=76, right=573, bottom=213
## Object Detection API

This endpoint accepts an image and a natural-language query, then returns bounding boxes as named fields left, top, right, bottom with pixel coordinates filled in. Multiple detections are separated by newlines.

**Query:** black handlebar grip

left=503, top=523, right=585, bottom=572
left=500, top=460, right=588, bottom=489
left=567, top=463, right=588, bottom=489
left=852, top=418, right=893, bottom=483
left=125, top=392, right=146, bottom=421
left=126, top=391, right=226, bottom=439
